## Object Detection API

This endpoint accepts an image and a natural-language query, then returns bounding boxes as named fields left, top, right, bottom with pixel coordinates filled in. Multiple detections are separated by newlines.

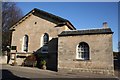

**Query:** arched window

left=23, top=35, right=29, bottom=52
left=76, top=42, right=89, bottom=60
left=41, top=33, right=49, bottom=53
left=43, top=33, right=49, bottom=45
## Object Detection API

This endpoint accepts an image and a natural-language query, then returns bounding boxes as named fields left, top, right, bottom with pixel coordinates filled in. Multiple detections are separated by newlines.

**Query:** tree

left=2, top=2, right=23, bottom=50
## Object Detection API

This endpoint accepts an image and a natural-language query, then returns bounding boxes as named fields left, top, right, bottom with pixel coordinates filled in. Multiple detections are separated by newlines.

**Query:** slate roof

left=10, top=8, right=76, bottom=30
left=58, top=28, right=113, bottom=36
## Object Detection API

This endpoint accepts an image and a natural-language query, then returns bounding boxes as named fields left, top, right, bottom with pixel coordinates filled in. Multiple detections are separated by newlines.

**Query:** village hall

left=9, top=8, right=114, bottom=75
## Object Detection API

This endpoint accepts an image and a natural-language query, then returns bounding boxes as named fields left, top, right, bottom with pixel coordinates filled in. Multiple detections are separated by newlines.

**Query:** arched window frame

left=40, top=33, right=49, bottom=53
left=76, top=42, right=90, bottom=60
left=41, top=33, right=49, bottom=47
left=43, top=33, right=49, bottom=45
left=22, top=34, right=29, bottom=52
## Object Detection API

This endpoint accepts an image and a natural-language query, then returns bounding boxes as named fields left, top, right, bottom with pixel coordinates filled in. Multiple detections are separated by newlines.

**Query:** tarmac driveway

left=1, top=64, right=119, bottom=80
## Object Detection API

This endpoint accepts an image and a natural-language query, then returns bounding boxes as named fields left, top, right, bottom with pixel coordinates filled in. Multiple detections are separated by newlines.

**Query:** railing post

left=13, top=50, right=17, bottom=66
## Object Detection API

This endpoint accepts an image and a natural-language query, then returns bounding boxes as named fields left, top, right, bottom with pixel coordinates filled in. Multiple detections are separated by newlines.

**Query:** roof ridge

left=10, top=8, right=76, bottom=30
left=63, top=28, right=111, bottom=32
left=59, top=28, right=113, bottom=36
left=34, top=8, right=68, bottom=22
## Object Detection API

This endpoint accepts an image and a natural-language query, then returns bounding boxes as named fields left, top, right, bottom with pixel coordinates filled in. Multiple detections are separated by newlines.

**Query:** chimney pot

left=103, top=22, right=108, bottom=28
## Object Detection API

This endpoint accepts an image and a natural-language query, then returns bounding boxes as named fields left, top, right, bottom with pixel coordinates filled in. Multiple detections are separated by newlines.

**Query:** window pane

left=81, top=52, right=84, bottom=58
left=43, top=33, right=49, bottom=45
left=24, top=35, right=28, bottom=52
left=77, top=42, right=89, bottom=60
left=78, top=53, right=81, bottom=58
left=42, top=33, right=49, bottom=53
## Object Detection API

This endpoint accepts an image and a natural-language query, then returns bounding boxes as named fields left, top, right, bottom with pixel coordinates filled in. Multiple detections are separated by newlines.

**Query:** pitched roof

left=10, top=8, right=76, bottom=30
left=58, top=28, right=113, bottom=36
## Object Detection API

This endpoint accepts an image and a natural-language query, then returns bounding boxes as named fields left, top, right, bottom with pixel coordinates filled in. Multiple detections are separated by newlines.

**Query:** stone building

left=10, top=8, right=114, bottom=75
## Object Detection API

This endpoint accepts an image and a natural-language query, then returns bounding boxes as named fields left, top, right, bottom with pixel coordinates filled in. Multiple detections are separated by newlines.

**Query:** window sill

left=41, top=52, right=48, bottom=54
left=73, top=59, right=90, bottom=61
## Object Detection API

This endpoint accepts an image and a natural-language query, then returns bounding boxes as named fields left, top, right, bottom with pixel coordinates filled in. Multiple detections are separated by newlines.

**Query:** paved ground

left=115, top=70, right=120, bottom=80
left=0, top=64, right=119, bottom=80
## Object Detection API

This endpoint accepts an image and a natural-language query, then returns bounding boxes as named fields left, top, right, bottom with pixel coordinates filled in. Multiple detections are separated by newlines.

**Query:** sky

left=3, top=0, right=120, bottom=2
left=16, top=2, right=118, bottom=52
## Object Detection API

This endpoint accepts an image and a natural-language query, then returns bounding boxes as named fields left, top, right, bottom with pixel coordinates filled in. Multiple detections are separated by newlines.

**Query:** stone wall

left=11, top=14, right=71, bottom=68
left=11, top=14, right=70, bottom=53
left=58, top=33, right=114, bottom=75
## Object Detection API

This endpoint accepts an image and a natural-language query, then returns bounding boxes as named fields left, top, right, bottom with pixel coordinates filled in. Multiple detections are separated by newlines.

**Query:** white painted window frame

left=22, top=36, right=25, bottom=52
left=40, top=34, right=44, bottom=47
left=76, top=42, right=89, bottom=60
left=40, top=33, right=51, bottom=53
left=21, top=35, right=29, bottom=52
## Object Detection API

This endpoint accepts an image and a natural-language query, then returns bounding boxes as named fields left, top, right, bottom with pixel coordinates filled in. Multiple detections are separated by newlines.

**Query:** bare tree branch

left=2, top=2, right=23, bottom=32
left=2, top=2, right=23, bottom=49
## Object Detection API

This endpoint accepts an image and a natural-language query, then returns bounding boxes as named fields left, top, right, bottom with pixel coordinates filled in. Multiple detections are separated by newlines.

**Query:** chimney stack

left=103, top=22, right=108, bottom=28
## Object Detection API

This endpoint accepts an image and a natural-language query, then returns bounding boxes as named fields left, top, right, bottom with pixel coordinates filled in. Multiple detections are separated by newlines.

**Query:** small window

left=76, top=42, right=89, bottom=60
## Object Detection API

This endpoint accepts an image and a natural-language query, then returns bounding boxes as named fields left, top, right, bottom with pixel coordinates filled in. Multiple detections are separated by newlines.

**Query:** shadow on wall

left=114, top=52, right=120, bottom=70
left=1, top=69, right=30, bottom=80
left=114, top=52, right=120, bottom=78
left=114, top=59, right=120, bottom=70
left=35, top=38, right=58, bottom=71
